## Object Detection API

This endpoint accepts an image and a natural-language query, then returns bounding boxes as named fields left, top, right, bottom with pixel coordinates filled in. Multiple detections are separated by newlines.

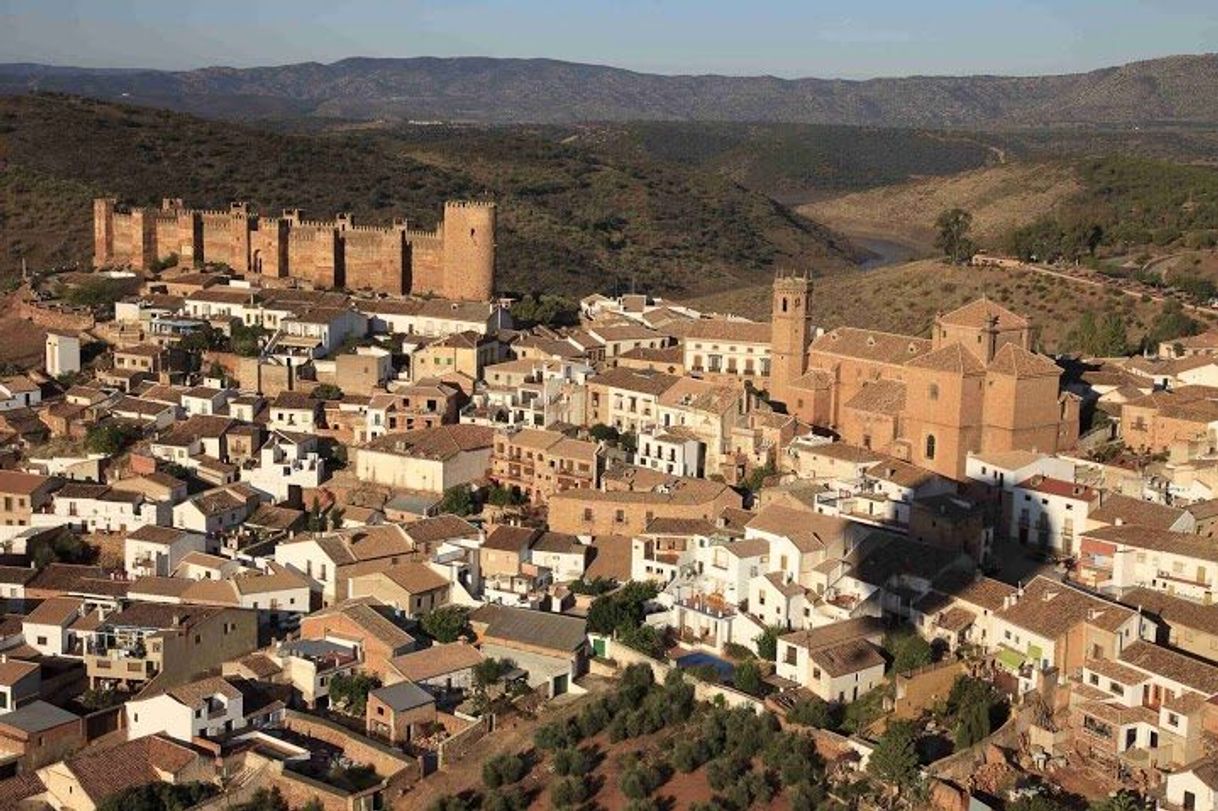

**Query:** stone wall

left=602, top=638, right=765, bottom=713
left=280, top=710, right=419, bottom=780
left=94, top=199, right=495, bottom=299
left=17, top=300, right=95, bottom=332
left=436, top=714, right=494, bottom=768
left=893, top=659, right=967, bottom=720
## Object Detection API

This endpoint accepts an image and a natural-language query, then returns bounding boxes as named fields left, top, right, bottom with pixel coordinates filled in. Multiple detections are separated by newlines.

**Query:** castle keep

left=93, top=198, right=496, bottom=300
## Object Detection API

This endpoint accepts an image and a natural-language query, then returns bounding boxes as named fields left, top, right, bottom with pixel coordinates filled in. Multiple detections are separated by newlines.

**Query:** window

left=1167, top=712, right=1180, bottom=728
left=784, top=646, right=797, bottom=665
left=924, top=434, right=936, bottom=461
left=928, top=383, right=939, bottom=401
left=36, top=636, right=47, bottom=646
left=813, top=668, right=821, bottom=679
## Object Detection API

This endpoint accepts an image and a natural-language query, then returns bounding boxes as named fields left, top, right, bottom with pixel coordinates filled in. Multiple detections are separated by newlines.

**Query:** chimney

left=1115, top=517, right=1124, bottom=527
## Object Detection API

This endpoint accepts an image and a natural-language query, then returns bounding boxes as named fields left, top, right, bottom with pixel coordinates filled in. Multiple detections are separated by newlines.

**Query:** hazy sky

left=2, top=0, right=1216, bottom=78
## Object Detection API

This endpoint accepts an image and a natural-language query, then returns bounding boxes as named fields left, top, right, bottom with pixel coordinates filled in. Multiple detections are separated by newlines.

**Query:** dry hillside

left=798, top=163, right=1081, bottom=249
left=684, top=258, right=1188, bottom=352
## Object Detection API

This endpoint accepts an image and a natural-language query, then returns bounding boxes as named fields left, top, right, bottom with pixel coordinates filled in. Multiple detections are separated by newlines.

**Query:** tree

left=472, top=658, right=511, bottom=692
left=935, top=208, right=976, bottom=264
left=1090, top=792, right=1145, bottom=811
left=85, top=422, right=142, bottom=455
left=1145, top=298, right=1201, bottom=349
left=886, top=631, right=933, bottom=674
left=619, top=761, right=664, bottom=799
left=553, top=747, right=593, bottom=777
left=438, top=485, right=474, bottom=517
left=328, top=672, right=379, bottom=715
left=28, top=527, right=89, bottom=568
left=549, top=776, right=589, bottom=808
left=743, top=460, right=777, bottom=492
left=618, top=622, right=665, bottom=658
left=306, top=496, right=326, bottom=533
left=487, top=485, right=525, bottom=508
left=96, top=782, right=218, bottom=811
left=312, top=383, right=344, bottom=401
left=233, top=787, right=289, bottom=811
left=482, top=788, right=527, bottom=811
left=588, top=423, right=620, bottom=444
left=1066, top=310, right=1129, bottom=357
left=535, top=720, right=573, bottom=751
left=754, top=625, right=782, bottom=661
left=421, top=605, right=470, bottom=643
left=953, top=698, right=991, bottom=749
left=733, top=659, right=764, bottom=697
left=787, top=697, right=832, bottom=728
left=230, top=323, right=268, bottom=357
left=619, top=431, right=638, bottom=456
left=869, top=720, right=920, bottom=787
left=586, top=580, right=658, bottom=635
left=482, top=753, right=526, bottom=789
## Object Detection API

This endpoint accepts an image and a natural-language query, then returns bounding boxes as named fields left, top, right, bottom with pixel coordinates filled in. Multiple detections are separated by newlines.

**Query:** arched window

left=925, top=434, right=937, bottom=460
left=781, top=297, right=788, bottom=313
left=928, top=383, right=939, bottom=401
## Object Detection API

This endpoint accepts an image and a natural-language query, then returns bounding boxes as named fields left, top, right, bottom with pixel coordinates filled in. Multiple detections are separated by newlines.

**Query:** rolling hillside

left=684, top=258, right=1195, bottom=353
left=3, top=53, right=1218, bottom=127
left=798, top=163, right=1083, bottom=249
left=0, top=94, right=860, bottom=295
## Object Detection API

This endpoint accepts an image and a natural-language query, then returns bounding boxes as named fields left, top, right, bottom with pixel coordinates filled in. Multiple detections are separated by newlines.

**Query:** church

left=767, top=272, right=1080, bottom=480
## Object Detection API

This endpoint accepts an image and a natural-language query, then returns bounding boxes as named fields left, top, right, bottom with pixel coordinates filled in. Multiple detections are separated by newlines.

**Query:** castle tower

left=770, top=270, right=814, bottom=407
left=440, top=201, right=496, bottom=301
left=92, top=198, right=116, bottom=268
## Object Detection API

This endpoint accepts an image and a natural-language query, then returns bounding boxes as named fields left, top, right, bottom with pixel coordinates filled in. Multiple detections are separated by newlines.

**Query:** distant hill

left=0, top=94, right=859, bottom=294
left=684, top=258, right=1201, bottom=353
left=3, top=54, right=1218, bottom=126
left=799, top=163, right=1083, bottom=249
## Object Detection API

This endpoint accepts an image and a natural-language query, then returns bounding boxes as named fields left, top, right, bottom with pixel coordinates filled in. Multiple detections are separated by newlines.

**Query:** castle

left=93, top=198, right=496, bottom=300
left=768, top=272, right=1079, bottom=479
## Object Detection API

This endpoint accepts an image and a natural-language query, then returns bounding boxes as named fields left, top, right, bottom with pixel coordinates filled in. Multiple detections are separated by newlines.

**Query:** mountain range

left=3, top=53, right=1218, bottom=126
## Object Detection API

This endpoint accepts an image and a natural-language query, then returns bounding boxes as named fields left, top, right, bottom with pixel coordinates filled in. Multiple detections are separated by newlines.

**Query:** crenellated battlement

left=93, top=196, right=495, bottom=300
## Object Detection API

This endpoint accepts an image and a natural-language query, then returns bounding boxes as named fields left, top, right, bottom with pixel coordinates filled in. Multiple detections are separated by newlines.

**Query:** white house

left=1010, top=475, right=1099, bottom=555
left=45, top=331, right=81, bottom=378
left=268, top=392, right=322, bottom=434
left=0, top=377, right=41, bottom=412
left=0, top=655, right=39, bottom=715
left=179, top=386, right=232, bottom=417
left=1164, top=756, right=1218, bottom=811
left=47, top=483, right=170, bottom=533
left=172, top=484, right=261, bottom=536
left=21, top=597, right=85, bottom=658
left=124, top=525, right=208, bottom=578
left=775, top=618, right=887, bottom=703
left=360, top=297, right=512, bottom=338
left=126, top=675, right=247, bottom=742
left=636, top=426, right=705, bottom=478
left=242, top=432, right=326, bottom=502
left=528, top=532, right=588, bottom=583
left=278, top=307, right=368, bottom=358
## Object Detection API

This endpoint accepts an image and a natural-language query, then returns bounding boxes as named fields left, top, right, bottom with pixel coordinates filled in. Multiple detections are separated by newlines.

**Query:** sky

left=1, top=0, right=1216, bottom=78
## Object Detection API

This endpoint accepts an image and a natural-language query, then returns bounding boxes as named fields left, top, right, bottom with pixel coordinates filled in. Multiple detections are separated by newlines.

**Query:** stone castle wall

left=93, top=198, right=495, bottom=300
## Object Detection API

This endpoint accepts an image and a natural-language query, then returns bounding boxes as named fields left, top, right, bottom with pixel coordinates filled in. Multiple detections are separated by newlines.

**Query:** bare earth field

left=798, top=163, right=1081, bottom=250
left=684, top=258, right=1174, bottom=352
